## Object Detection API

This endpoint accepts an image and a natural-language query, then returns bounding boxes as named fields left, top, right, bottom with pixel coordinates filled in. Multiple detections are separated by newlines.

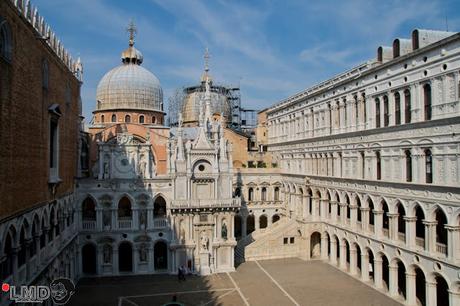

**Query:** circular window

left=404, top=76, right=408, bottom=82
left=404, top=63, right=408, bottom=69
left=198, top=164, right=205, bottom=171
left=158, top=232, right=163, bottom=237
left=423, top=56, right=428, bottom=62
left=443, top=64, right=447, bottom=70
left=423, top=70, right=428, bottom=76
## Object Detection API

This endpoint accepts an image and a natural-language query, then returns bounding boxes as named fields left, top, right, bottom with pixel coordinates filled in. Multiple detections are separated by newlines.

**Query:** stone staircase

left=235, top=218, right=300, bottom=263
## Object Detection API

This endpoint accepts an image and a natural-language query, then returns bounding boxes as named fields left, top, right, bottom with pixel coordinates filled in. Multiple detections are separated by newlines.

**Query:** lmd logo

left=2, top=283, right=51, bottom=303
left=2, top=278, right=75, bottom=304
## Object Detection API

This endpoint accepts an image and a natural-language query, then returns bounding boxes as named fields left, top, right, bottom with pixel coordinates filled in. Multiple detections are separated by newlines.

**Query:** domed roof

left=95, top=24, right=163, bottom=112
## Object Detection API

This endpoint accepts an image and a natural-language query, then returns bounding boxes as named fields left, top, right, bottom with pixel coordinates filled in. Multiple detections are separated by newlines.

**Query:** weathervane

left=127, top=20, right=137, bottom=46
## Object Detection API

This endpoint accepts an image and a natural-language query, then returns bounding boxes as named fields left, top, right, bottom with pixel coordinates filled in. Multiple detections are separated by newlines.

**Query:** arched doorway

left=415, top=267, right=426, bottom=306
left=435, top=275, right=449, bottom=306
left=396, top=260, right=406, bottom=299
left=259, top=215, right=268, bottom=229
left=82, top=244, right=97, bottom=274
left=310, top=232, right=321, bottom=259
left=119, top=242, right=133, bottom=272
left=272, top=214, right=280, bottom=223
left=246, top=215, right=255, bottom=235
left=234, top=215, right=242, bottom=239
left=381, top=254, right=389, bottom=291
left=154, top=241, right=168, bottom=270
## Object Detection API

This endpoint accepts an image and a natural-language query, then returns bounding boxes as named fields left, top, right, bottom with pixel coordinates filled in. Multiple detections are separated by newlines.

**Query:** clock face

left=115, top=154, right=134, bottom=174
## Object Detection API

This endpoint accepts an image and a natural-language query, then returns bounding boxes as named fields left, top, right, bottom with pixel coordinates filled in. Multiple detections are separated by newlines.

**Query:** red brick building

left=0, top=0, right=83, bottom=296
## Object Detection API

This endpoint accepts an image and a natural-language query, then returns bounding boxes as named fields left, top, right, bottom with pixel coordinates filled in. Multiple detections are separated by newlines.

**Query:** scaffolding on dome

left=168, top=82, right=241, bottom=129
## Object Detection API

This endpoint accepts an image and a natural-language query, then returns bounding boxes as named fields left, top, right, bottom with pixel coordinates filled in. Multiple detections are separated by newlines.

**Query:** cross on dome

left=127, top=20, right=137, bottom=46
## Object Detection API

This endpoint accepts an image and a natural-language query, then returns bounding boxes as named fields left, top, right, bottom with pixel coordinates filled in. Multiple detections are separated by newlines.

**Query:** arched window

left=404, top=89, right=411, bottom=123
left=82, top=197, right=96, bottom=220
left=261, top=187, right=267, bottom=201
left=152, top=116, right=156, bottom=124
left=248, top=188, right=254, bottom=201
left=125, top=115, right=131, bottom=123
left=111, top=114, right=116, bottom=122
left=383, top=95, right=389, bottom=127
left=118, top=197, right=132, bottom=219
left=435, top=208, right=447, bottom=254
left=425, top=149, right=433, bottom=183
left=376, top=151, right=381, bottom=180
left=405, top=150, right=412, bottom=182
left=375, top=98, right=381, bottom=128
left=274, top=187, right=280, bottom=201
left=394, top=92, right=401, bottom=125
left=101, top=115, right=105, bottom=123
left=139, top=115, right=144, bottom=123
left=1, top=232, right=13, bottom=279
left=423, top=84, right=432, bottom=120
left=153, top=196, right=166, bottom=218
left=0, top=20, right=13, bottom=62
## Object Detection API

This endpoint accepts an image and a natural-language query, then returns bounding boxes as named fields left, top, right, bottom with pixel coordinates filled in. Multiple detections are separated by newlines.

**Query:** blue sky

left=34, top=0, right=460, bottom=122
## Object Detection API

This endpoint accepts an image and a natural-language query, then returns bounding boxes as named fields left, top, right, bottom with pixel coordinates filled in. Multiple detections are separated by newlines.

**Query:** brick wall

left=0, top=1, right=81, bottom=219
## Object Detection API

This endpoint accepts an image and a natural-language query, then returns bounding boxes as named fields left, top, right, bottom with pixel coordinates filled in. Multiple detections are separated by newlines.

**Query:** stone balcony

left=171, top=198, right=241, bottom=209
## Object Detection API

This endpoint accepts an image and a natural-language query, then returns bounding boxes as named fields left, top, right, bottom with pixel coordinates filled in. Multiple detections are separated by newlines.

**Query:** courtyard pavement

left=69, top=258, right=403, bottom=306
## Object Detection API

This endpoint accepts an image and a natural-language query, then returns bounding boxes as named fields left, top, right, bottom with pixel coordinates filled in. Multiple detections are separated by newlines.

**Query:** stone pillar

left=426, top=280, right=437, bottom=306
left=449, top=289, right=460, bottom=306
left=423, top=220, right=437, bottom=253
left=331, top=201, right=338, bottom=223
left=132, top=245, right=138, bottom=274
left=406, top=272, right=417, bottom=306
left=113, top=248, right=119, bottom=275
left=446, top=225, right=460, bottom=261
left=330, top=239, right=337, bottom=265
left=374, top=210, right=384, bottom=239
left=255, top=215, right=260, bottom=231
left=374, top=257, right=383, bottom=289
left=349, top=246, right=357, bottom=275
left=404, top=217, right=416, bottom=248
left=302, top=195, right=309, bottom=220
left=387, top=213, right=398, bottom=241
left=389, top=264, right=398, bottom=297
left=339, top=241, right=347, bottom=270
left=361, top=252, right=370, bottom=282
left=350, top=205, right=358, bottom=230
left=361, top=207, right=370, bottom=232
left=321, top=235, right=328, bottom=260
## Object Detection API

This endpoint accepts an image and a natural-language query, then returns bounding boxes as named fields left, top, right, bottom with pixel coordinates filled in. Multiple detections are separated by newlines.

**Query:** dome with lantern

left=95, top=23, right=163, bottom=112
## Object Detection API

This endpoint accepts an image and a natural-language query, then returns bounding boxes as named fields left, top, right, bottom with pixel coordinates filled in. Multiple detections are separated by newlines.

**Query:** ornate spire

left=201, top=48, right=212, bottom=83
left=127, top=20, right=137, bottom=47
left=204, top=76, right=211, bottom=122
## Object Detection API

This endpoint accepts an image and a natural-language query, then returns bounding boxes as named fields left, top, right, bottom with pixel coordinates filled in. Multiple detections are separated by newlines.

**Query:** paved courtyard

left=69, top=258, right=402, bottom=306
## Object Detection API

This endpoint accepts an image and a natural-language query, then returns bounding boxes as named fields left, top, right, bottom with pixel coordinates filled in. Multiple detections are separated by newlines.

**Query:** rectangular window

left=290, top=237, right=295, bottom=244
left=283, top=237, right=288, bottom=245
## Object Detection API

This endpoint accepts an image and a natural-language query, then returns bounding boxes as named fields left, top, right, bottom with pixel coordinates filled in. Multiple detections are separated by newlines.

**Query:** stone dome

left=95, top=43, right=163, bottom=112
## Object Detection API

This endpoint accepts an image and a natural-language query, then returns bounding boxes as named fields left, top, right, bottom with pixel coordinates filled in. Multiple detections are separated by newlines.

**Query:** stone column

left=446, top=225, right=460, bottom=261
left=321, top=235, right=328, bottom=260
left=330, top=239, right=337, bottom=265
left=361, top=252, right=370, bottom=282
left=330, top=201, right=338, bottom=223
left=113, top=247, right=119, bottom=275
left=374, top=210, right=384, bottom=239
left=349, top=245, right=357, bottom=275
left=387, top=213, right=398, bottom=241
left=423, top=220, right=437, bottom=253
left=361, top=207, right=370, bottom=232
left=389, top=264, right=398, bottom=297
left=406, top=271, right=416, bottom=305
left=404, top=216, right=416, bottom=248
left=339, top=203, right=346, bottom=224
left=339, top=241, right=347, bottom=270
left=449, top=288, right=460, bottom=306
left=426, top=280, right=437, bottom=306
left=374, top=257, right=383, bottom=289
left=350, top=205, right=358, bottom=230
left=303, top=195, right=309, bottom=220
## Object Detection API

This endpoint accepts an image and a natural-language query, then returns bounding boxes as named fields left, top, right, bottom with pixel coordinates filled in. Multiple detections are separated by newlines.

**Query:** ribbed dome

left=95, top=36, right=163, bottom=112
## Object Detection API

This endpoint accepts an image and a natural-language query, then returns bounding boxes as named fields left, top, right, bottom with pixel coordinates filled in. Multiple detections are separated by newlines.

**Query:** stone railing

left=82, top=220, right=96, bottom=230
left=118, top=219, right=132, bottom=229
left=416, top=237, right=425, bottom=248
left=436, top=242, right=447, bottom=255
left=171, top=198, right=240, bottom=209
left=153, top=218, right=168, bottom=229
